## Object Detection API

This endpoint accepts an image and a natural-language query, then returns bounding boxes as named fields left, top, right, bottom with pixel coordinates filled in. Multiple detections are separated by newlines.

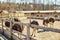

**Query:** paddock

left=0, top=18, right=60, bottom=40
left=0, top=11, right=60, bottom=40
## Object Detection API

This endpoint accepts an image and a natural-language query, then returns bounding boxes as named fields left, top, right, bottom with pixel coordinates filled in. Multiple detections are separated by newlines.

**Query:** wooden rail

left=23, top=23, right=60, bottom=33
left=12, top=21, right=60, bottom=33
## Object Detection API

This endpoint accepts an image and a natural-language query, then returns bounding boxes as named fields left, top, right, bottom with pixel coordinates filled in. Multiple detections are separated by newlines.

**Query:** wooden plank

left=9, top=21, right=60, bottom=33
left=27, top=24, right=30, bottom=40
left=3, top=19, right=60, bottom=33
left=23, top=23, right=60, bottom=33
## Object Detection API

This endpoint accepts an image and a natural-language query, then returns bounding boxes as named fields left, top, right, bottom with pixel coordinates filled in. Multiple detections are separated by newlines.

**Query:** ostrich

left=5, top=18, right=24, bottom=39
left=5, top=18, right=24, bottom=33
left=12, top=22, right=24, bottom=39
left=12, top=23, right=24, bottom=33
left=43, top=18, right=55, bottom=27
left=5, top=18, right=20, bottom=27
left=49, top=18, right=55, bottom=27
left=43, top=19, right=49, bottom=27
left=5, top=19, right=13, bottom=27
left=31, top=20, right=39, bottom=37
left=12, top=18, right=24, bottom=39
left=12, top=18, right=24, bottom=32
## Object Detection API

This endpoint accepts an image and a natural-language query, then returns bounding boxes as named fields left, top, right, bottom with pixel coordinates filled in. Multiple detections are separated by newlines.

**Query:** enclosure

left=0, top=0, right=60, bottom=40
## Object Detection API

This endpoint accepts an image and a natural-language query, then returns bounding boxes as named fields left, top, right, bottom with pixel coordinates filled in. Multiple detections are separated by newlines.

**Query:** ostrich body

left=31, top=20, right=39, bottom=37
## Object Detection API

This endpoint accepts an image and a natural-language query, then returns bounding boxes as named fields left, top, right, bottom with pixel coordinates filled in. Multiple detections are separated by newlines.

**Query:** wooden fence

left=0, top=19, right=60, bottom=40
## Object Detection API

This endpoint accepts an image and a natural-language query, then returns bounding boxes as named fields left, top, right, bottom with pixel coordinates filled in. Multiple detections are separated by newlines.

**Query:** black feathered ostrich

left=5, top=18, right=24, bottom=33
left=12, top=18, right=24, bottom=33
left=31, top=20, right=39, bottom=37
left=43, top=19, right=49, bottom=27
left=49, top=18, right=55, bottom=27
left=43, top=18, right=55, bottom=27
left=5, top=18, right=24, bottom=39
left=5, top=18, right=24, bottom=32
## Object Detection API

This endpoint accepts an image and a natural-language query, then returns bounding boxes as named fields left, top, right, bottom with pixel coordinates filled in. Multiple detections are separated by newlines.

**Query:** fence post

left=2, top=19, right=4, bottom=34
left=27, top=24, right=30, bottom=40
left=10, top=19, right=13, bottom=40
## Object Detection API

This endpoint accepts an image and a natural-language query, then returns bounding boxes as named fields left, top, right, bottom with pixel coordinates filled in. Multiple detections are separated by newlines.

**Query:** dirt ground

left=19, top=19, right=60, bottom=40
left=0, top=18, right=60, bottom=40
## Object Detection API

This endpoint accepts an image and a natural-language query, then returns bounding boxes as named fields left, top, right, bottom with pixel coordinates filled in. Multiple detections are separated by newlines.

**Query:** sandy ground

left=0, top=18, right=60, bottom=40
left=0, top=12, right=60, bottom=40
left=19, top=19, right=60, bottom=40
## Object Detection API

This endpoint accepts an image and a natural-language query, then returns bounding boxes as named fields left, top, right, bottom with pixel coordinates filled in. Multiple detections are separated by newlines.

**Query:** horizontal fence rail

left=13, top=21, right=60, bottom=33
left=3, top=19, right=60, bottom=33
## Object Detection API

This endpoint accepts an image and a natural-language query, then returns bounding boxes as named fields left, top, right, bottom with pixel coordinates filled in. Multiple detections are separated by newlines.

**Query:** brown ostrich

left=49, top=18, right=55, bottom=27
left=12, top=23, right=24, bottom=33
left=43, top=18, right=55, bottom=27
left=5, top=19, right=13, bottom=27
left=5, top=18, right=24, bottom=39
left=5, top=18, right=20, bottom=27
left=12, top=18, right=24, bottom=39
left=43, top=19, right=49, bottom=27
left=12, top=18, right=23, bottom=32
left=5, top=18, right=24, bottom=32
left=31, top=20, right=39, bottom=37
